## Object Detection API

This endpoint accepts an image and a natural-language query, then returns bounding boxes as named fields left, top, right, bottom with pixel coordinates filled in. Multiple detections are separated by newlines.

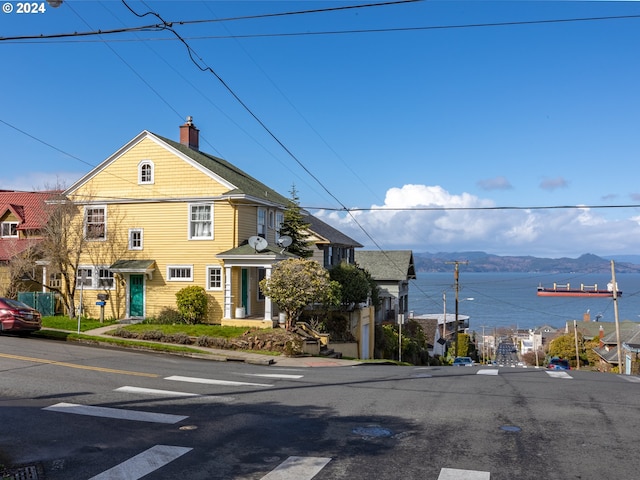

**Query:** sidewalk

left=74, top=326, right=363, bottom=368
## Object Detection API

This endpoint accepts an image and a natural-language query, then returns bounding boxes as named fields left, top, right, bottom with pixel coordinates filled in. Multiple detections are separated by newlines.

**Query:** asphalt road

left=1, top=334, right=640, bottom=479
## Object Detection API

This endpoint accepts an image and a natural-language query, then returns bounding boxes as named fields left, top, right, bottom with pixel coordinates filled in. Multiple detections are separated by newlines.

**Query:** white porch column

left=263, top=266, right=272, bottom=321
left=224, top=266, right=232, bottom=318
left=41, top=264, right=48, bottom=292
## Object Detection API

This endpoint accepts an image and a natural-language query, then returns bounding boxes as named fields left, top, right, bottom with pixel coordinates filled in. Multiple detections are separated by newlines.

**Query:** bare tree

left=14, top=188, right=130, bottom=319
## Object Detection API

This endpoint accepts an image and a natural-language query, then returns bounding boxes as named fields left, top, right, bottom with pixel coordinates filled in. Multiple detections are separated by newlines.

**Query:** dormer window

left=139, top=160, right=154, bottom=184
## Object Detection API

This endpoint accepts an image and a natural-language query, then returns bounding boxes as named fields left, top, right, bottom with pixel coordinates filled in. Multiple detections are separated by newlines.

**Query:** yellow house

left=64, top=117, right=295, bottom=327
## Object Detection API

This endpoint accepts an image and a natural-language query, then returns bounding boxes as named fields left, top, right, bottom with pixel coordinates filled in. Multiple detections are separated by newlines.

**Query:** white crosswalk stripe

left=260, top=456, right=332, bottom=480
left=115, top=385, right=234, bottom=402
left=546, top=371, right=572, bottom=379
left=438, top=467, right=490, bottom=479
left=116, top=386, right=202, bottom=397
left=88, top=445, right=192, bottom=480
left=165, top=375, right=273, bottom=387
left=476, top=369, right=499, bottom=376
left=43, top=402, right=188, bottom=424
left=241, top=373, right=304, bottom=379
left=622, top=375, right=640, bottom=383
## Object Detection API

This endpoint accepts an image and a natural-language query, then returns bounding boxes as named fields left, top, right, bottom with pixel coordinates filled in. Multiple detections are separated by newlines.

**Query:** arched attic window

left=138, top=160, right=154, bottom=184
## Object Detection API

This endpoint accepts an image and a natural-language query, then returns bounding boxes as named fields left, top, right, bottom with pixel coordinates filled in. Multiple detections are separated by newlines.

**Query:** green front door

left=241, top=269, right=248, bottom=313
left=130, top=274, right=144, bottom=317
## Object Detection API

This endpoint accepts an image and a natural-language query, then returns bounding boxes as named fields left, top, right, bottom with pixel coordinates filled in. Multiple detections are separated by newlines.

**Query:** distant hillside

left=412, top=252, right=640, bottom=273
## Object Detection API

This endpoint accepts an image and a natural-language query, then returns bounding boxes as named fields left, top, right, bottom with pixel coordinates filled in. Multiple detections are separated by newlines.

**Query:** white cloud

left=313, top=184, right=640, bottom=257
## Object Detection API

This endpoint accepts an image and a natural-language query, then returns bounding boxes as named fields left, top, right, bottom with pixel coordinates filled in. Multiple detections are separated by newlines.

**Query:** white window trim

left=257, top=207, right=266, bottom=237
left=275, top=211, right=284, bottom=240
left=128, top=228, right=144, bottom=250
left=206, top=265, right=223, bottom=291
left=1, top=221, right=18, bottom=238
left=76, top=267, right=94, bottom=288
left=167, top=265, right=194, bottom=282
left=138, top=160, right=155, bottom=185
left=84, top=205, right=107, bottom=241
left=97, top=267, right=115, bottom=289
left=76, top=265, right=115, bottom=290
left=188, top=203, right=214, bottom=240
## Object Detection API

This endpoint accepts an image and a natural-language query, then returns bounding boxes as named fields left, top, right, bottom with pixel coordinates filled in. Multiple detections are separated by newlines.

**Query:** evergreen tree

left=280, top=185, right=313, bottom=258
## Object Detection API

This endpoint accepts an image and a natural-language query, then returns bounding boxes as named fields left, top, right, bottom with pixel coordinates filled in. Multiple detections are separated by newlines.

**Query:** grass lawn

left=42, top=316, right=118, bottom=332
left=41, top=316, right=266, bottom=339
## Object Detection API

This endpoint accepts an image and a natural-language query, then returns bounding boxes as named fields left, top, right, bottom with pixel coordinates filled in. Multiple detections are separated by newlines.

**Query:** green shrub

left=175, top=286, right=208, bottom=324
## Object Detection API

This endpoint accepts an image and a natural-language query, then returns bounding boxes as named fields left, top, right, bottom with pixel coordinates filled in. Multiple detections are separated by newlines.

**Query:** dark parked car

left=0, top=297, right=42, bottom=334
left=547, top=358, right=571, bottom=370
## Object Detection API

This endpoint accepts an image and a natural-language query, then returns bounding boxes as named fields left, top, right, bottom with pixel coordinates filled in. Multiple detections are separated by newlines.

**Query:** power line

left=304, top=204, right=640, bottom=212
left=3, top=12, right=640, bottom=43
left=0, top=0, right=419, bottom=41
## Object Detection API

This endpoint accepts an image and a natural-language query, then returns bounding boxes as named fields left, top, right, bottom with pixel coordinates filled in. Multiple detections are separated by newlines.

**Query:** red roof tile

left=0, top=190, right=57, bottom=231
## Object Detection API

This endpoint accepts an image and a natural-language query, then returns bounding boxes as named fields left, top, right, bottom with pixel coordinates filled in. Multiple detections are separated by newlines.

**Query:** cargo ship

left=537, top=282, right=621, bottom=297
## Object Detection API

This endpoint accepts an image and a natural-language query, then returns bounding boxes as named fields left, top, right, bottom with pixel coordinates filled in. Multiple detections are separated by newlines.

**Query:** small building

left=0, top=190, right=58, bottom=296
left=354, top=250, right=416, bottom=323
left=306, top=215, right=362, bottom=269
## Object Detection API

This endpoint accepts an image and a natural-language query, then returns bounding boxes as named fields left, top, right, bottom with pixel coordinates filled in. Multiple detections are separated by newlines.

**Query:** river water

left=409, top=272, right=640, bottom=332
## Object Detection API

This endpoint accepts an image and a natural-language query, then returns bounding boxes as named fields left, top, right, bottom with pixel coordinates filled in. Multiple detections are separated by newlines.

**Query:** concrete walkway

left=68, top=325, right=362, bottom=368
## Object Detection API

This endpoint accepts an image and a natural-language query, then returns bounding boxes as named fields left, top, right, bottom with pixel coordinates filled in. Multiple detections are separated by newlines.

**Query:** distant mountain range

left=412, top=252, right=640, bottom=274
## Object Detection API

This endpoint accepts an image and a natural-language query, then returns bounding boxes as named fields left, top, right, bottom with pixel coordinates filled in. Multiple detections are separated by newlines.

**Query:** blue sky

left=2, top=1, right=640, bottom=258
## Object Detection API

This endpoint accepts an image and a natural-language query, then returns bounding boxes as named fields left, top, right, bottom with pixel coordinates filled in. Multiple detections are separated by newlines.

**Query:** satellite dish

left=248, top=235, right=268, bottom=252
left=276, top=235, right=292, bottom=248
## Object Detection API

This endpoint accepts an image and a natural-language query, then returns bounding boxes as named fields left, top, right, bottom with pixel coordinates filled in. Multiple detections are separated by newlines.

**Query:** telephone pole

left=446, top=260, right=469, bottom=358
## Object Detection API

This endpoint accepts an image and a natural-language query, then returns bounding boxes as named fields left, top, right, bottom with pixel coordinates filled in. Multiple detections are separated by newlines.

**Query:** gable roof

left=0, top=190, right=57, bottom=261
left=354, top=250, right=416, bottom=281
left=306, top=215, right=363, bottom=247
left=155, top=134, right=290, bottom=206
left=0, top=190, right=55, bottom=230
left=65, top=131, right=290, bottom=207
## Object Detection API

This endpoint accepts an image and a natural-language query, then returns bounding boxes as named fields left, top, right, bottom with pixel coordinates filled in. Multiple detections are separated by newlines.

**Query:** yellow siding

left=74, top=137, right=231, bottom=201
left=68, top=134, right=284, bottom=325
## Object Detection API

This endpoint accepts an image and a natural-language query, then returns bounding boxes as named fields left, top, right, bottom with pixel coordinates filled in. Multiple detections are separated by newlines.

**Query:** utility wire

left=2, top=12, right=640, bottom=42
left=305, top=204, right=640, bottom=212
left=119, top=0, right=418, bottom=281
left=0, top=0, right=419, bottom=41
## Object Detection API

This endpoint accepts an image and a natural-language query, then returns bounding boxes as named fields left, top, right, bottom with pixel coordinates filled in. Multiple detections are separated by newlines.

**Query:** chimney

left=179, top=116, right=199, bottom=150
left=599, top=325, right=604, bottom=348
left=583, top=310, right=591, bottom=322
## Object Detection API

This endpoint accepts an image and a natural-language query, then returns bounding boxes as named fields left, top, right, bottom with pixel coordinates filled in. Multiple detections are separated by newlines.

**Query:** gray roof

left=217, top=242, right=297, bottom=259
left=307, top=215, right=363, bottom=247
left=156, top=134, right=290, bottom=206
left=354, top=250, right=416, bottom=281
left=600, top=322, right=640, bottom=345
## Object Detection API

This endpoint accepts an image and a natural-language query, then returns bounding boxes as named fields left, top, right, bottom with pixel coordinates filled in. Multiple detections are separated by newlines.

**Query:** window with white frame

left=129, top=228, right=143, bottom=250
left=76, top=267, right=93, bottom=287
left=167, top=265, right=193, bottom=281
left=268, top=211, right=274, bottom=230
left=207, top=266, right=222, bottom=290
left=257, top=208, right=266, bottom=238
left=275, top=211, right=284, bottom=240
left=139, top=160, right=154, bottom=184
left=85, top=206, right=106, bottom=240
left=49, top=273, right=62, bottom=289
left=76, top=266, right=115, bottom=289
left=1, top=221, right=18, bottom=238
left=98, top=268, right=115, bottom=288
left=189, top=204, right=213, bottom=239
